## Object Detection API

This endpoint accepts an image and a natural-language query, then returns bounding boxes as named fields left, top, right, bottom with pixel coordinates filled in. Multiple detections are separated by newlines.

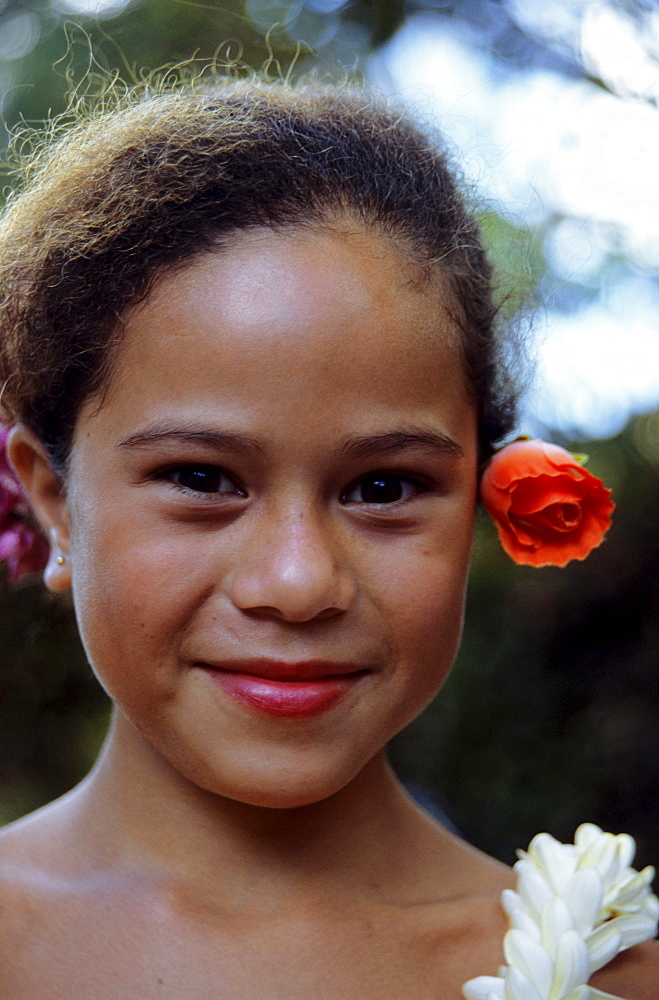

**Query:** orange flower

left=480, top=439, right=614, bottom=568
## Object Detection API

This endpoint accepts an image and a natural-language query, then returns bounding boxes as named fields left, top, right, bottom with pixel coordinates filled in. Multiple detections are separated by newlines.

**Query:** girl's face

left=45, top=225, right=479, bottom=807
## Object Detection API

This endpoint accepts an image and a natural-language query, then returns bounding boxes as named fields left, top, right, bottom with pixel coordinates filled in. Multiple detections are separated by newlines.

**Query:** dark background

left=1, top=0, right=657, bottom=870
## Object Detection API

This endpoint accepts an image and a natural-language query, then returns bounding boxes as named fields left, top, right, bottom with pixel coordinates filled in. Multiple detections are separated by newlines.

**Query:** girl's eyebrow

left=117, top=425, right=265, bottom=455
left=340, top=430, right=463, bottom=460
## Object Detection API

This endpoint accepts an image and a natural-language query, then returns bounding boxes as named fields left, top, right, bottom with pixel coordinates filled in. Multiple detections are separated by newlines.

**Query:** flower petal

left=507, top=477, right=585, bottom=517
left=513, top=908, right=544, bottom=940
left=604, top=912, right=659, bottom=949
left=541, top=899, right=574, bottom=957
left=580, top=836, right=618, bottom=885
left=462, top=975, right=507, bottom=1000
left=563, top=869, right=602, bottom=935
left=613, top=834, right=636, bottom=871
left=575, top=825, right=603, bottom=852
left=586, top=925, right=623, bottom=973
left=527, top=834, right=577, bottom=895
left=504, top=965, right=544, bottom=1000
left=502, top=889, right=525, bottom=918
left=515, top=861, right=554, bottom=922
left=548, top=930, right=590, bottom=1000
left=563, top=988, right=593, bottom=1000
left=504, top=930, right=553, bottom=998
left=604, top=866, right=655, bottom=910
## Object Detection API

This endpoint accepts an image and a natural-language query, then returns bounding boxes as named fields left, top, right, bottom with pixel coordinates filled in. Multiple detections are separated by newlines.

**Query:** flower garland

left=462, top=824, right=659, bottom=1000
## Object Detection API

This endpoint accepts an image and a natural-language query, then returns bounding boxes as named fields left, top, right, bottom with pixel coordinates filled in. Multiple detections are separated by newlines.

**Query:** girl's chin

left=182, top=753, right=382, bottom=812
left=183, top=782, right=346, bottom=813
left=120, top=709, right=387, bottom=811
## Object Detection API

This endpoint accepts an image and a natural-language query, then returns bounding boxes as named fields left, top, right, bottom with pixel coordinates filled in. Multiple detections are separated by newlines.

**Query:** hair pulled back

left=0, top=77, right=518, bottom=470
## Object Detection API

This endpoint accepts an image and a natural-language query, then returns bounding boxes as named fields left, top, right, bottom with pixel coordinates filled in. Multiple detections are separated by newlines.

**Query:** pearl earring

left=56, top=555, right=65, bottom=566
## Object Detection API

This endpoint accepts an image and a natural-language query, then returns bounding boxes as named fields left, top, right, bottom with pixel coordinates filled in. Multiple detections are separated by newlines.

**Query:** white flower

left=462, top=825, right=659, bottom=1000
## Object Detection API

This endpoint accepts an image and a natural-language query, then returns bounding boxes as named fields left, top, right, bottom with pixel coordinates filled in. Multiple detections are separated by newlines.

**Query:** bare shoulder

left=0, top=825, right=50, bottom=977
left=407, top=803, right=514, bottom=901
left=0, top=796, right=84, bottom=945
left=0, top=803, right=148, bottom=999
left=591, top=940, right=659, bottom=1000
left=0, top=797, right=68, bottom=868
left=396, top=814, right=515, bottom=990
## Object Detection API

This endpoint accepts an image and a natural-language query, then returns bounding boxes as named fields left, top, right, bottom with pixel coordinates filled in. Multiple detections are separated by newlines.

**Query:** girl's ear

left=6, top=425, right=72, bottom=592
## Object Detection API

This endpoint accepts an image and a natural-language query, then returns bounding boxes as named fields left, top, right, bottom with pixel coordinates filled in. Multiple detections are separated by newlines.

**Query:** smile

left=199, top=660, right=369, bottom=718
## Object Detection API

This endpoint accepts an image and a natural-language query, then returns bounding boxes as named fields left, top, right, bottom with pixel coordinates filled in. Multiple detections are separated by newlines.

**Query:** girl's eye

left=167, top=465, right=246, bottom=496
left=340, top=474, right=424, bottom=506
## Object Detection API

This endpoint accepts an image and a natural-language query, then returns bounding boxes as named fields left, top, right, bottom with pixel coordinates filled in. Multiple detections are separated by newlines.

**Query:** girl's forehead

left=89, top=224, right=475, bottom=448
left=149, top=224, right=426, bottom=304
left=128, top=224, right=460, bottom=368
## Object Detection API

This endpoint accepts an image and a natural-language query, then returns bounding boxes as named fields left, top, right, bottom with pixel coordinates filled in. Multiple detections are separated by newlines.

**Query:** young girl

left=0, top=78, right=655, bottom=999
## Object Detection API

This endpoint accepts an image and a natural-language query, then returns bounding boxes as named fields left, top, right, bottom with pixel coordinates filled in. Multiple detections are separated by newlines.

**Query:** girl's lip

left=199, top=661, right=369, bottom=718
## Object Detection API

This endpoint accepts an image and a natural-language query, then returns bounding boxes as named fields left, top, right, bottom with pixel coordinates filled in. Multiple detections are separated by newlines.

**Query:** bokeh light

left=369, top=3, right=659, bottom=440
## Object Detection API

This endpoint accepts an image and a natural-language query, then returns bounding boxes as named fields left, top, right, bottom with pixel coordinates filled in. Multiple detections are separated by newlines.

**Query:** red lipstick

left=200, top=660, right=367, bottom=718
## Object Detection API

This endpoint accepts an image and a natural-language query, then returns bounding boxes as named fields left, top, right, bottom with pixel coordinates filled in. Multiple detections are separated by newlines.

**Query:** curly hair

left=0, top=77, right=519, bottom=471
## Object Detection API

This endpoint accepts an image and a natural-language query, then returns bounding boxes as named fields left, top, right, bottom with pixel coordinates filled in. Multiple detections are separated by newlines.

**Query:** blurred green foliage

left=0, top=0, right=657, bottom=868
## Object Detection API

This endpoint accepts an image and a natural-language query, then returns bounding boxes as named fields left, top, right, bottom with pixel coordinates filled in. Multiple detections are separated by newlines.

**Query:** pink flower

left=0, top=426, right=26, bottom=521
left=0, top=424, right=49, bottom=582
left=0, top=518, right=49, bottom=583
left=480, top=439, right=614, bottom=568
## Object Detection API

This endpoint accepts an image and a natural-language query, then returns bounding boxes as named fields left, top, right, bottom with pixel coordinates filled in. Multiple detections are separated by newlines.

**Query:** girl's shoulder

left=0, top=812, right=162, bottom=999
left=0, top=797, right=92, bottom=947
left=591, top=940, right=659, bottom=1000
left=0, top=826, right=56, bottom=991
left=0, top=810, right=66, bottom=914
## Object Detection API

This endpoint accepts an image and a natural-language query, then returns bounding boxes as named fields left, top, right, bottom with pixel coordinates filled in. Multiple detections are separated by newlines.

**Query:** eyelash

left=339, top=472, right=429, bottom=507
left=159, top=465, right=429, bottom=507
left=162, top=465, right=247, bottom=498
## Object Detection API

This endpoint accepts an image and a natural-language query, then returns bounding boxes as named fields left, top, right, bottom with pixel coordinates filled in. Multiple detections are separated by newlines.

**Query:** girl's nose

left=228, top=507, right=357, bottom=623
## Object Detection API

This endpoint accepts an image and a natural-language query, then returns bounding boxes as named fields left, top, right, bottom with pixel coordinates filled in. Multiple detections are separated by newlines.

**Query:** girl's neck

left=48, top=709, right=444, bottom=909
